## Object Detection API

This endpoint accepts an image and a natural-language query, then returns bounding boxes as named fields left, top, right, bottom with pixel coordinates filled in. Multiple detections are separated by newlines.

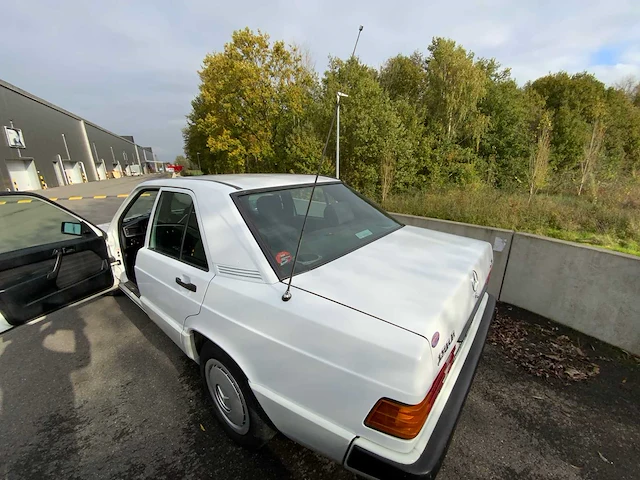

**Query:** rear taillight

left=365, top=347, right=457, bottom=439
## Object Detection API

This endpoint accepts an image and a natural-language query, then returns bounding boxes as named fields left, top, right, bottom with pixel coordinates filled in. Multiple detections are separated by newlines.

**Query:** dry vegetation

left=384, top=181, right=640, bottom=256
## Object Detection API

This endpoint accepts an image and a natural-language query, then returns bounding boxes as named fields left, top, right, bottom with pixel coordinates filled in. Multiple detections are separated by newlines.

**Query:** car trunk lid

left=292, top=226, right=492, bottom=364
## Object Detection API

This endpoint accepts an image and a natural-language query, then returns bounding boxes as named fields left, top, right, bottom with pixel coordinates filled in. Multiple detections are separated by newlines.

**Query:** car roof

left=177, top=174, right=338, bottom=191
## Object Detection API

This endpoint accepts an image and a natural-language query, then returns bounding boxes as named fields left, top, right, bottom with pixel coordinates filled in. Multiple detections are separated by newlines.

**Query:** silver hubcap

left=205, top=359, right=249, bottom=434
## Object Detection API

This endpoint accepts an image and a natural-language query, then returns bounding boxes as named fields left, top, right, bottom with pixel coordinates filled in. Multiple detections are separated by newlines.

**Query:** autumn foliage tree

left=184, top=28, right=317, bottom=174
left=184, top=28, right=640, bottom=200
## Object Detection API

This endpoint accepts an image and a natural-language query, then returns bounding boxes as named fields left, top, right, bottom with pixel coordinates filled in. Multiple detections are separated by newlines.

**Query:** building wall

left=0, top=85, right=93, bottom=189
left=85, top=123, right=140, bottom=175
left=1, top=80, right=153, bottom=190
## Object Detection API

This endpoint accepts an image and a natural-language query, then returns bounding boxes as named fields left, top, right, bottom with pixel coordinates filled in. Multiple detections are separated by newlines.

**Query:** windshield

left=234, top=182, right=402, bottom=279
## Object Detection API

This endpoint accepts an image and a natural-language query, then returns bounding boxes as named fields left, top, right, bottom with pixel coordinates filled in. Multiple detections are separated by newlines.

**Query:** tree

left=603, top=86, right=640, bottom=178
left=187, top=28, right=318, bottom=174
left=478, top=64, right=537, bottom=188
left=423, top=38, right=489, bottom=146
left=379, top=53, right=427, bottom=107
left=527, top=111, right=552, bottom=201
left=174, top=155, right=192, bottom=169
left=320, top=57, right=417, bottom=197
left=531, top=72, right=608, bottom=179
left=182, top=28, right=640, bottom=198
left=183, top=94, right=223, bottom=173
left=615, top=75, right=640, bottom=106
left=578, top=114, right=606, bottom=195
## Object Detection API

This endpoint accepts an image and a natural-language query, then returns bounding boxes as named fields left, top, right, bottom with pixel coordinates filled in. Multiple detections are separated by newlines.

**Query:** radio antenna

left=282, top=25, right=364, bottom=302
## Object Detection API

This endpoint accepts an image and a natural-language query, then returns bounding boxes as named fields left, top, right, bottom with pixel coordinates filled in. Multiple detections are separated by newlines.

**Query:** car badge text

left=437, top=331, right=456, bottom=365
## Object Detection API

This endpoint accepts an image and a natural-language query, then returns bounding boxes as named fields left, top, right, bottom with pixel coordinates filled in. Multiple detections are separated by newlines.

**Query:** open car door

left=0, top=192, right=117, bottom=333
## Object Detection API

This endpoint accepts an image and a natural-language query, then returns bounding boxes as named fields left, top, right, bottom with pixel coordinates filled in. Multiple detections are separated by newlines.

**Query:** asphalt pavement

left=45, top=174, right=166, bottom=225
left=1, top=179, right=638, bottom=479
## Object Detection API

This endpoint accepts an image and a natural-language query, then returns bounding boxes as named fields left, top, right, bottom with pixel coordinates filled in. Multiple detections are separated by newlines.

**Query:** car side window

left=0, top=195, right=96, bottom=255
left=149, top=191, right=208, bottom=270
left=123, top=190, right=158, bottom=223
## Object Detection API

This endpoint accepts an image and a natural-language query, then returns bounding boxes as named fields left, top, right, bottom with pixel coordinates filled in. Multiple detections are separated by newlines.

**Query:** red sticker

left=276, top=251, right=293, bottom=266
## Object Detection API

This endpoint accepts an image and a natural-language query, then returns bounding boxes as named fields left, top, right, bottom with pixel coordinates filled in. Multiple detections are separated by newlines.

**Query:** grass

left=383, top=184, right=640, bottom=256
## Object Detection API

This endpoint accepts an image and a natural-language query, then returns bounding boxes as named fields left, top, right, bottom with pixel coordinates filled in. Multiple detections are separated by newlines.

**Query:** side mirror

left=61, top=221, right=83, bottom=236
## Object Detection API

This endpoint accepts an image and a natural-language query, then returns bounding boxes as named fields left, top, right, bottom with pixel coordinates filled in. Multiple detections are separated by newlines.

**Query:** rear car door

left=0, top=193, right=115, bottom=332
left=134, top=188, right=214, bottom=346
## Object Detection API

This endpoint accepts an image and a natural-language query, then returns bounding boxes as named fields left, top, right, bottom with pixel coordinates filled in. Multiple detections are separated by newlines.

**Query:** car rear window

left=234, top=183, right=402, bottom=279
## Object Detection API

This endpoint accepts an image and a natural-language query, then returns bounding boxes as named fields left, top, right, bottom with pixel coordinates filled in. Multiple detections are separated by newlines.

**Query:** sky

left=2, top=0, right=639, bottom=162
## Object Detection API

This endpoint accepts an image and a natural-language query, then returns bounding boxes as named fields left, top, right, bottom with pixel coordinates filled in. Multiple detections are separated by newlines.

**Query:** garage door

left=5, top=159, right=40, bottom=191
left=96, top=161, right=107, bottom=180
left=63, top=161, right=83, bottom=184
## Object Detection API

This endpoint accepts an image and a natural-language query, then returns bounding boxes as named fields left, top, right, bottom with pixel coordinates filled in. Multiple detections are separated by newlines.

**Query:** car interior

left=119, top=190, right=159, bottom=284
left=245, top=188, right=357, bottom=265
left=119, top=190, right=208, bottom=287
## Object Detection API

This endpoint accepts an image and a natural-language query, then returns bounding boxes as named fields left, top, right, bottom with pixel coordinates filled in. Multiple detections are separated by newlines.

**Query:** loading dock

left=63, top=161, right=83, bottom=184
left=96, top=160, right=107, bottom=180
left=5, top=158, right=40, bottom=191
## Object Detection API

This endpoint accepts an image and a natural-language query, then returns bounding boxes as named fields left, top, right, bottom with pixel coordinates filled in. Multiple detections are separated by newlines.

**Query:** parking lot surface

left=1, top=184, right=638, bottom=479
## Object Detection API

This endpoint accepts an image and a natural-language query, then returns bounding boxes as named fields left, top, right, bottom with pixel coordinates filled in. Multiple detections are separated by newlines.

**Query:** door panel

left=0, top=193, right=114, bottom=327
left=136, top=248, right=211, bottom=346
left=134, top=188, right=214, bottom=348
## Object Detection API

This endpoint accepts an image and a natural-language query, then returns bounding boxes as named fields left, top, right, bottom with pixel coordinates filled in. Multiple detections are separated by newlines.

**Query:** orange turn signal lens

left=365, top=347, right=456, bottom=439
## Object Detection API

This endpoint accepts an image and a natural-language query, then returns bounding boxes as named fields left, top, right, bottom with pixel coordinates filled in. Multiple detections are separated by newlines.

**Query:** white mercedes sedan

left=0, top=174, right=495, bottom=479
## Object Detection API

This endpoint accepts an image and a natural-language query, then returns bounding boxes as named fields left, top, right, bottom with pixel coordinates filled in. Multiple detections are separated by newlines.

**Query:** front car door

left=0, top=193, right=115, bottom=333
left=134, top=188, right=214, bottom=346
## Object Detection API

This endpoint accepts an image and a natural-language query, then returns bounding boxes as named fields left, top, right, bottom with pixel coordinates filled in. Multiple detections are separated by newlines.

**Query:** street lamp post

left=196, top=152, right=201, bottom=171
left=336, top=92, right=348, bottom=179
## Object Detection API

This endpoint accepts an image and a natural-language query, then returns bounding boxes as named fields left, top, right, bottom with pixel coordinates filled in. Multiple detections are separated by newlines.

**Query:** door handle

left=175, top=277, right=197, bottom=292
left=47, top=249, right=63, bottom=280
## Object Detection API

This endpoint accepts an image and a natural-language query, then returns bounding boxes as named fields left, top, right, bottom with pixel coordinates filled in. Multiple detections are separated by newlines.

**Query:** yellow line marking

left=49, top=197, right=58, bottom=201
left=93, top=195, right=107, bottom=199
left=17, top=199, right=32, bottom=203
left=117, top=194, right=129, bottom=198
left=68, top=196, right=83, bottom=200
left=141, top=193, right=151, bottom=197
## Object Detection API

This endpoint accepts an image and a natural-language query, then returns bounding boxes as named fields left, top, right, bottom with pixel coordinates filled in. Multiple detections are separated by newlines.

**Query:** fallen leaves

left=488, top=310, right=601, bottom=382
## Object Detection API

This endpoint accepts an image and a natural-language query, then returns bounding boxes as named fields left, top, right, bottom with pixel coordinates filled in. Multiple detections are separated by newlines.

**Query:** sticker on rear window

left=355, top=229, right=372, bottom=239
left=276, top=251, right=293, bottom=266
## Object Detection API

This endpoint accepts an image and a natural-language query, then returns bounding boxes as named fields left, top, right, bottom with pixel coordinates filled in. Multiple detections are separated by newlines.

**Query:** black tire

left=199, top=341, right=276, bottom=449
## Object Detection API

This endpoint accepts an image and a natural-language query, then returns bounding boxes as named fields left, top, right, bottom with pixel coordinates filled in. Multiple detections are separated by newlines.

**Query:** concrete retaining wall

left=392, top=214, right=514, bottom=298
left=501, top=233, right=640, bottom=355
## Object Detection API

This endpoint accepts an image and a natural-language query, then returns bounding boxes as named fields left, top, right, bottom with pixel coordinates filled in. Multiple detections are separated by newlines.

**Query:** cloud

left=1, top=0, right=638, bottom=161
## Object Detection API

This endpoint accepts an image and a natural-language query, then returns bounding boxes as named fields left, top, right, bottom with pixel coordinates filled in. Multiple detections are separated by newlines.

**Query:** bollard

left=38, top=171, right=48, bottom=189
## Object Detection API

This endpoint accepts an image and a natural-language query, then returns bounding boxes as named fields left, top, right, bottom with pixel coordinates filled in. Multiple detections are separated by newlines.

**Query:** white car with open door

left=0, top=175, right=495, bottom=479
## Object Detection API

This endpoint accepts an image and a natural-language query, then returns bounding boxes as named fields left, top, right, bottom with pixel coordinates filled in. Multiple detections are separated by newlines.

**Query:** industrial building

left=0, top=78, right=160, bottom=191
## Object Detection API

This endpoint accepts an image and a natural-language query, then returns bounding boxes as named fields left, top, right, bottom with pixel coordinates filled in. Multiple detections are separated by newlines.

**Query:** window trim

left=146, top=187, right=210, bottom=272
left=230, top=181, right=403, bottom=281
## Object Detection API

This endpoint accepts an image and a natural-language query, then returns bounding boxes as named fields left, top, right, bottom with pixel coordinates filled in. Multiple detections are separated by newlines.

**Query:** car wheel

left=200, top=341, right=276, bottom=449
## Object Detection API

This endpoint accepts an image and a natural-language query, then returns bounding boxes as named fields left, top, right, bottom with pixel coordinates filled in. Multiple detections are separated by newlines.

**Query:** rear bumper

left=344, top=294, right=497, bottom=480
